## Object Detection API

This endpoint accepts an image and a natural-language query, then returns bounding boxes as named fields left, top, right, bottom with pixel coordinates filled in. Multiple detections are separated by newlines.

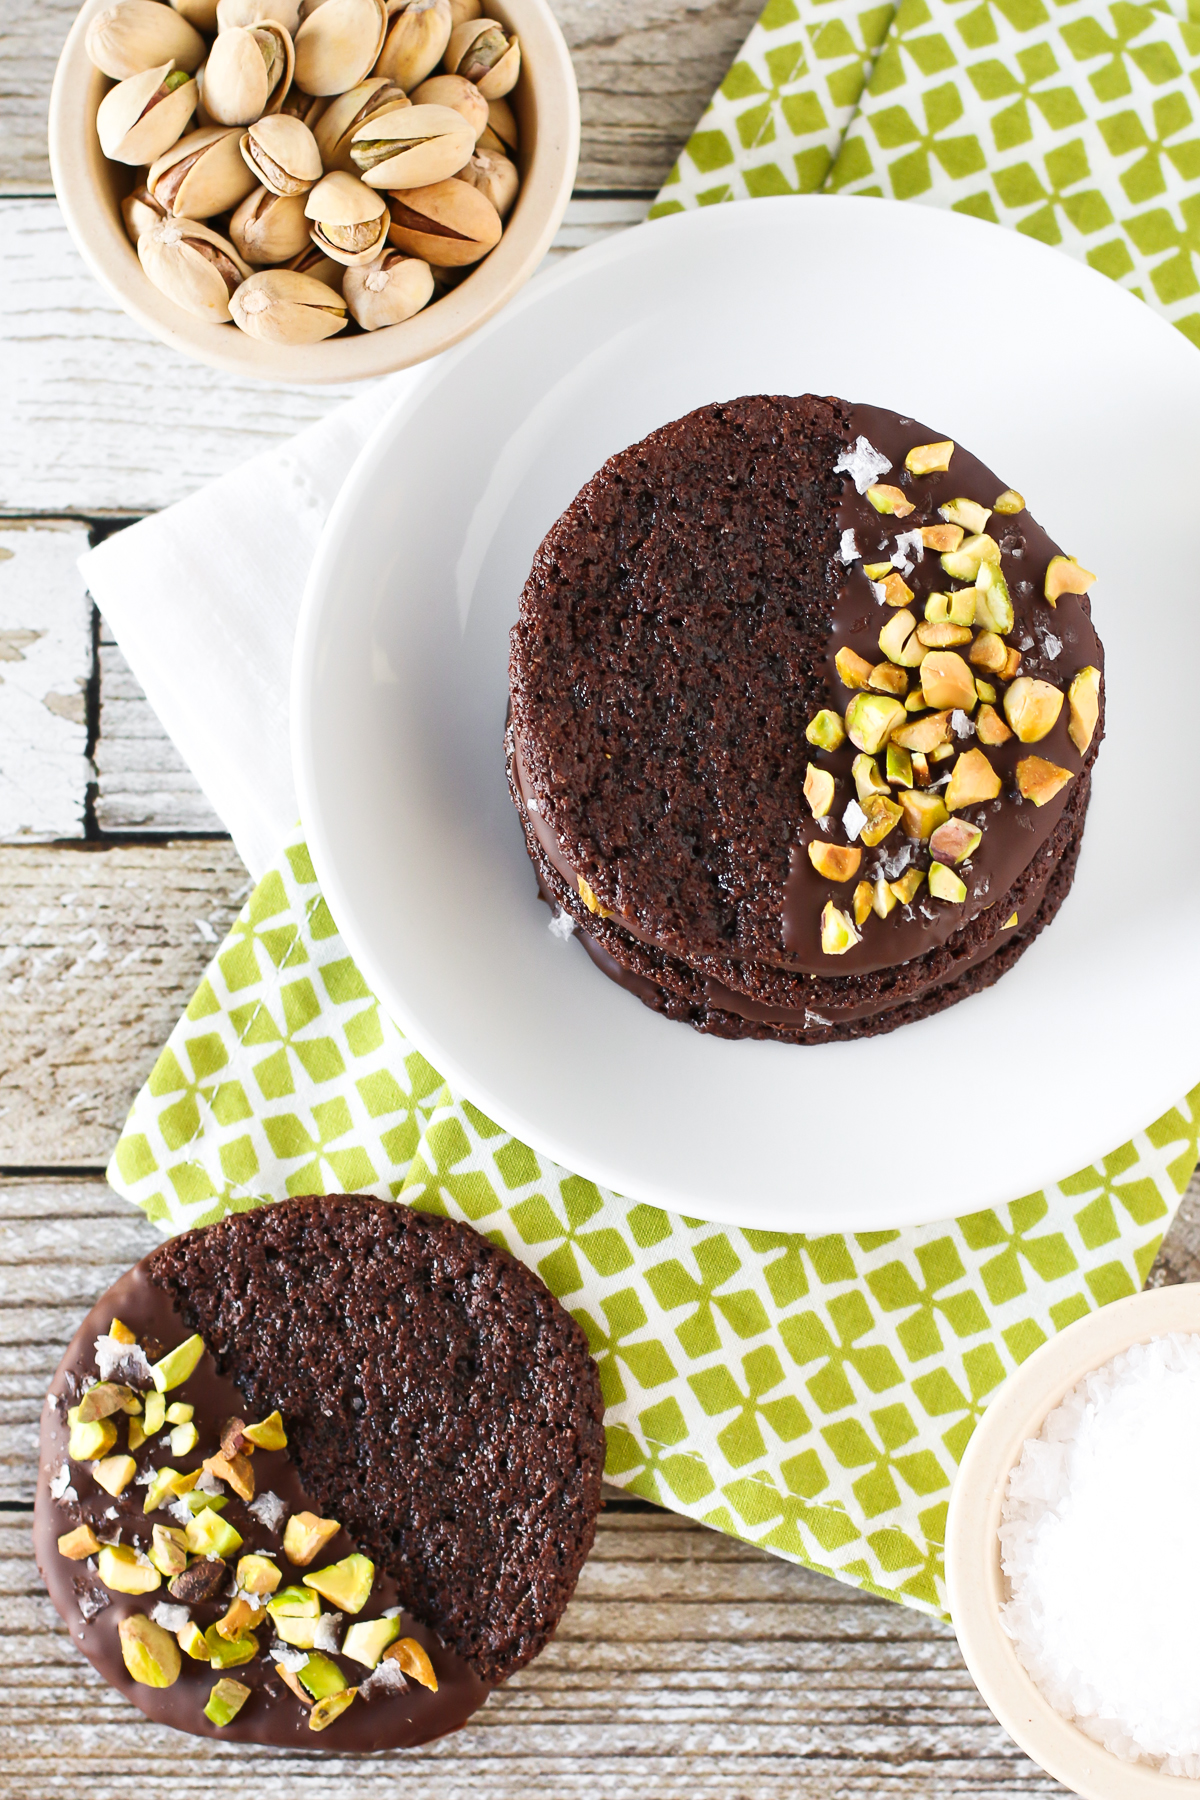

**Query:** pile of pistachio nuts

left=86, top=0, right=523, bottom=341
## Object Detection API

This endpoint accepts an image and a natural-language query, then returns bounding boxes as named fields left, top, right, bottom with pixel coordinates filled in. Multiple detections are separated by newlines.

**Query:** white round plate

left=293, top=194, right=1200, bottom=1234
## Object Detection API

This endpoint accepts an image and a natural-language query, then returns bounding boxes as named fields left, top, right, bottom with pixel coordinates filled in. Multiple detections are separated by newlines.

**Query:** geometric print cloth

left=650, top=0, right=1200, bottom=346
left=108, top=828, right=1200, bottom=1617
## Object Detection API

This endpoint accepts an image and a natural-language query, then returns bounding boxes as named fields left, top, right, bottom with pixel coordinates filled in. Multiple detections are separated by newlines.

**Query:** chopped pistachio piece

left=993, top=489, right=1025, bottom=514
left=127, top=1415, right=149, bottom=1451
left=929, top=819, right=982, bottom=865
left=974, top=561, right=1014, bottom=633
left=897, top=790, right=949, bottom=841
left=945, top=748, right=1002, bottom=810
left=911, top=752, right=930, bottom=785
left=1000, top=647, right=1022, bottom=681
left=76, top=1383, right=141, bottom=1424
left=851, top=753, right=888, bottom=802
left=185, top=1508, right=243, bottom=1559
left=916, top=621, right=971, bottom=648
left=865, top=483, right=914, bottom=516
left=92, top=1453, right=137, bottom=1498
left=835, top=645, right=874, bottom=690
left=269, top=1583, right=322, bottom=1618
left=969, top=630, right=1007, bottom=674
left=271, top=1613, right=323, bottom=1650
left=169, top=1557, right=228, bottom=1605
left=863, top=560, right=893, bottom=579
left=926, top=590, right=976, bottom=628
left=98, top=1544, right=161, bottom=1595
left=889, top=709, right=952, bottom=754
left=276, top=1663, right=312, bottom=1705
left=820, top=900, right=860, bottom=955
left=203, top=1449, right=254, bottom=1502
left=859, top=795, right=903, bottom=848
left=803, top=764, right=835, bottom=819
left=178, top=1620, right=210, bottom=1661
left=149, top=1524, right=189, bottom=1578
left=929, top=741, right=955, bottom=764
left=868, top=661, right=907, bottom=697
left=919, top=651, right=976, bottom=713
left=142, top=1389, right=166, bottom=1436
left=165, top=1403, right=193, bottom=1425
left=343, top=1616, right=403, bottom=1670
left=151, top=1335, right=205, bottom=1394
left=939, top=497, right=991, bottom=535
left=919, top=523, right=963, bottom=552
left=1003, top=677, right=1064, bottom=744
left=236, top=1553, right=283, bottom=1597
left=805, top=708, right=846, bottom=752
left=885, top=743, right=913, bottom=788
left=904, top=690, right=928, bottom=713
left=975, top=678, right=997, bottom=703
left=875, top=571, right=914, bottom=608
left=905, top=440, right=953, bottom=475
left=928, top=861, right=967, bottom=903
left=877, top=607, right=923, bottom=667
left=1003, top=911, right=1019, bottom=928
left=872, top=875, right=898, bottom=919
left=57, top=1524, right=101, bottom=1561
left=807, top=842, right=862, bottom=883
left=577, top=876, right=611, bottom=918
left=1068, top=665, right=1102, bottom=754
left=119, top=1614, right=181, bottom=1689
left=941, top=533, right=1001, bottom=582
left=67, top=1415, right=118, bottom=1463
left=852, top=879, right=874, bottom=927
left=845, top=692, right=905, bottom=754
left=143, top=1466, right=186, bottom=1514
left=890, top=869, right=925, bottom=905
left=204, top=1625, right=259, bottom=1670
left=386, top=1637, right=439, bottom=1691
left=283, top=1512, right=341, bottom=1568
left=216, top=1597, right=265, bottom=1641
left=178, top=1487, right=225, bottom=1515
left=1044, top=554, right=1095, bottom=605
left=243, top=1410, right=287, bottom=1451
left=108, top=1318, right=137, bottom=1345
left=169, top=1422, right=198, bottom=1457
left=205, top=1676, right=251, bottom=1727
left=1016, top=755, right=1073, bottom=806
left=309, top=1688, right=357, bottom=1732
left=298, top=1651, right=347, bottom=1701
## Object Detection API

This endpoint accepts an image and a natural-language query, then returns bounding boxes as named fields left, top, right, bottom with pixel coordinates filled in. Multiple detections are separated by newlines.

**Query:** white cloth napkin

left=80, top=369, right=424, bottom=880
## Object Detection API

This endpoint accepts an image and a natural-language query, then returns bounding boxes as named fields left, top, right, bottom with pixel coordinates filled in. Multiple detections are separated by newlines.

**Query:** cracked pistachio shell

left=410, top=73, right=487, bottom=140
left=350, top=102, right=473, bottom=189
left=304, top=169, right=389, bottom=264
left=342, top=249, right=434, bottom=327
left=121, top=184, right=168, bottom=244
left=454, top=146, right=516, bottom=217
left=86, top=1, right=206, bottom=79
left=287, top=242, right=346, bottom=290
left=476, top=92, right=516, bottom=157
left=443, top=17, right=518, bottom=99
left=279, top=84, right=328, bottom=129
left=217, top=0, right=302, bottom=29
left=448, top=0, right=481, bottom=22
left=138, top=216, right=253, bottom=321
left=313, top=78, right=408, bottom=171
left=375, top=0, right=452, bottom=89
left=229, top=267, right=349, bottom=341
left=385, top=173, right=500, bottom=265
left=99, top=63, right=199, bottom=165
left=230, top=183, right=313, bottom=261
left=239, top=113, right=322, bottom=195
left=149, top=124, right=259, bottom=217
left=172, top=0, right=221, bottom=28
left=293, top=0, right=387, bottom=96
left=203, top=22, right=294, bottom=126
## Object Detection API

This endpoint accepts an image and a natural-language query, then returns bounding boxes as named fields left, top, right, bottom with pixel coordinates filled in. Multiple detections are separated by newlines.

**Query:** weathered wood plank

left=0, top=198, right=648, bottom=516
left=0, top=521, right=92, bottom=841
left=0, top=844, right=250, bottom=1166
left=94, top=620, right=224, bottom=836
left=0, top=0, right=744, bottom=198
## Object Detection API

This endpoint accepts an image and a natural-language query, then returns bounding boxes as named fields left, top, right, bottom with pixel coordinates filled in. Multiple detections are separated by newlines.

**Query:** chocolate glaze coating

left=507, top=393, right=1103, bottom=1040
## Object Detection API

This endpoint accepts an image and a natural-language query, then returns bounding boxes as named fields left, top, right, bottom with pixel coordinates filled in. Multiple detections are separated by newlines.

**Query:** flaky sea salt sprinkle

left=834, top=436, right=892, bottom=494
left=999, top=1333, right=1200, bottom=1776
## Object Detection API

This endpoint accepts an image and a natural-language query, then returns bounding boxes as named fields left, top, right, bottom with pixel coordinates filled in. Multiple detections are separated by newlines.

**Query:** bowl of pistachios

left=49, top=0, right=578, bottom=382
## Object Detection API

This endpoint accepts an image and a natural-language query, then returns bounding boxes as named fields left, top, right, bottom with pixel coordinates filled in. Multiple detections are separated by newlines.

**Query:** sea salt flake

left=73, top=1576, right=110, bottom=1622
left=891, top=530, right=925, bottom=575
left=272, top=1641, right=309, bottom=1672
left=950, top=709, right=974, bottom=738
left=842, top=800, right=867, bottom=841
left=248, top=1490, right=287, bottom=1533
left=547, top=907, right=576, bottom=942
left=49, top=1464, right=74, bottom=1500
left=838, top=528, right=859, bottom=564
left=834, top=436, right=892, bottom=494
left=869, top=580, right=889, bottom=606
left=196, top=1469, right=223, bottom=1494
left=134, top=1464, right=156, bottom=1486
left=803, top=1009, right=831, bottom=1028
left=382, top=1605, right=403, bottom=1618
left=150, top=1602, right=191, bottom=1633
left=1043, top=632, right=1063, bottom=659
left=167, top=1498, right=193, bottom=1526
left=360, top=1658, right=407, bottom=1700
left=312, top=1612, right=343, bottom=1653
left=94, top=1334, right=153, bottom=1385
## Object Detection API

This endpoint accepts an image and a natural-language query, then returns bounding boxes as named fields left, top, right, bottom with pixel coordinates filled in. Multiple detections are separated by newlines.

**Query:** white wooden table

left=3, top=4, right=1196, bottom=1791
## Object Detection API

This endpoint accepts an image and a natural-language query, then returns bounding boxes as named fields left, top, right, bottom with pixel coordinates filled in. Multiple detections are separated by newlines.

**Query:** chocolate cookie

left=508, top=394, right=1104, bottom=1041
left=35, top=1196, right=606, bottom=1747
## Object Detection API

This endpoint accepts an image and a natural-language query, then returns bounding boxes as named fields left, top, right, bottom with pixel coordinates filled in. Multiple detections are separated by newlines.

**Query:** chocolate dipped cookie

left=35, top=1195, right=606, bottom=1746
left=507, top=394, right=1104, bottom=1042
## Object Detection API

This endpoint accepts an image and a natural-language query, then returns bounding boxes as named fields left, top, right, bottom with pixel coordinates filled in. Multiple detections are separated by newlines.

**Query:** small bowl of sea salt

left=946, top=1285, right=1200, bottom=1799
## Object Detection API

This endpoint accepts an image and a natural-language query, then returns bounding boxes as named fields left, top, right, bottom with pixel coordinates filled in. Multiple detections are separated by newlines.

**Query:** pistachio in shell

left=385, top=174, right=500, bottom=265
left=148, top=124, right=259, bottom=218
left=172, top=0, right=221, bottom=29
left=454, top=146, right=516, bottom=217
left=410, top=73, right=487, bottom=140
left=304, top=169, right=390, bottom=265
left=279, top=84, right=328, bottom=129
left=239, top=113, right=322, bottom=195
left=350, top=102, right=473, bottom=189
left=375, top=0, right=452, bottom=90
left=443, top=17, right=518, bottom=99
left=293, top=0, right=387, bottom=97
left=229, top=267, right=349, bottom=341
left=138, top=216, right=253, bottom=321
left=448, top=0, right=480, bottom=23
left=86, top=1, right=206, bottom=79
left=287, top=241, right=346, bottom=291
left=121, top=184, right=168, bottom=245
left=477, top=92, right=516, bottom=157
left=217, top=0, right=302, bottom=29
left=342, top=249, right=434, bottom=328
left=98, top=63, right=198, bottom=165
left=202, top=22, right=294, bottom=126
left=230, top=183, right=313, bottom=261
left=313, top=78, right=408, bottom=171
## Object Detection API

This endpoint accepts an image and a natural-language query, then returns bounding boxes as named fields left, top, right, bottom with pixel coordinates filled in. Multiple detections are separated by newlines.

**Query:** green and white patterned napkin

left=106, top=0, right=1200, bottom=1617
left=109, top=827, right=1200, bottom=1616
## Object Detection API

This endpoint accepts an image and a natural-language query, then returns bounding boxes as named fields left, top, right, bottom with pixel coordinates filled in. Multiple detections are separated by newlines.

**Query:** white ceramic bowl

left=946, top=1285, right=1200, bottom=1798
left=48, top=0, right=579, bottom=383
